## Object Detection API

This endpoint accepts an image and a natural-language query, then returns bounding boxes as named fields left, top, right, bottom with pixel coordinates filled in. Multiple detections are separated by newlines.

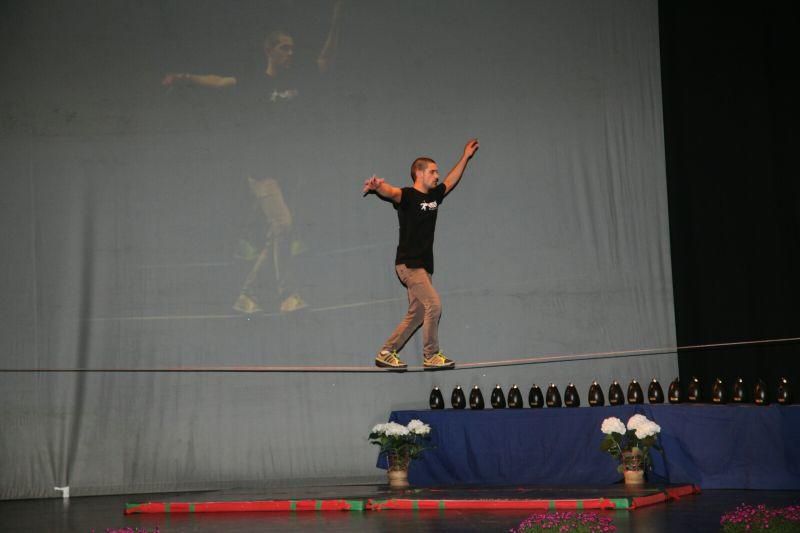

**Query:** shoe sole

left=423, top=363, right=456, bottom=371
left=281, top=304, right=309, bottom=313
left=375, top=359, right=408, bottom=371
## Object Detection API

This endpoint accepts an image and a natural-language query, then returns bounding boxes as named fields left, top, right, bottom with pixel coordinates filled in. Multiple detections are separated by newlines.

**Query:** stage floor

left=124, top=483, right=699, bottom=513
left=2, top=484, right=799, bottom=532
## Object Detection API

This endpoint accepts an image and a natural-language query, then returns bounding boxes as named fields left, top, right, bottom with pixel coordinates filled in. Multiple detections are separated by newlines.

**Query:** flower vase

left=621, top=449, right=645, bottom=485
left=387, top=451, right=410, bottom=489
left=623, top=469, right=645, bottom=484
left=387, top=468, right=409, bottom=489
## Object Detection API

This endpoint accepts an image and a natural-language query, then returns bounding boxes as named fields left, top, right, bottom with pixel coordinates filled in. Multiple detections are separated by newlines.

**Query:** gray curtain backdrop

left=0, top=0, right=676, bottom=499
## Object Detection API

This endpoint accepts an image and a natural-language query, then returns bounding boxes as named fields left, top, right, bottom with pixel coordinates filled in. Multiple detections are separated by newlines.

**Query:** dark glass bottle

left=627, top=379, right=644, bottom=404
left=564, top=383, right=580, bottom=407
left=429, top=387, right=445, bottom=409
left=711, top=378, right=726, bottom=404
left=608, top=381, right=625, bottom=406
left=687, top=377, right=702, bottom=403
left=777, top=377, right=792, bottom=405
left=753, top=379, right=768, bottom=405
left=648, top=378, right=664, bottom=404
left=469, top=385, right=485, bottom=409
left=546, top=383, right=562, bottom=408
left=732, top=378, right=746, bottom=403
left=668, top=378, right=682, bottom=403
left=588, top=381, right=605, bottom=406
left=507, top=385, right=524, bottom=408
left=451, top=386, right=466, bottom=409
left=528, top=384, right=544, bottom=408
left=490, top=384, right=507, bottom=409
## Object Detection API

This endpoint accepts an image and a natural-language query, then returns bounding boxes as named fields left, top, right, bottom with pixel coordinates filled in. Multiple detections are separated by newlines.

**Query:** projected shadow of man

left=162, top=1, right=343, bottom=314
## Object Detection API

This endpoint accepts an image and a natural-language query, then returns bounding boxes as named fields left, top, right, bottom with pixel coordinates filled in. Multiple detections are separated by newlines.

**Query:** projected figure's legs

left=234, top=177, right=306, bottom=314
left=382, top=265, right=441, bottom=357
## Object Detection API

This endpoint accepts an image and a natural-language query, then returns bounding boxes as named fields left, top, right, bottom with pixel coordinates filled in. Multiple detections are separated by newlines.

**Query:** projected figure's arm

left=443, top=138, right=480, bottom=195
left=317, top=0, right=344, bottom=73
left=363, top=175, right=402, bottom=204
left=161, top=72, right=237, bottom=89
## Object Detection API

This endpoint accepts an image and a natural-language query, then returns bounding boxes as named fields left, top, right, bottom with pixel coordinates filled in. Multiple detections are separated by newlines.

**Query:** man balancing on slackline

left=362, top=139, right=479, bottom=370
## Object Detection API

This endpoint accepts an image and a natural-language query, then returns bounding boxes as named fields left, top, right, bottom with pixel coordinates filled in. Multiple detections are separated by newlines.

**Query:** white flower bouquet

left=599, top=414, right=662, bottom=473
left=369, top=419, right=432, bottom=471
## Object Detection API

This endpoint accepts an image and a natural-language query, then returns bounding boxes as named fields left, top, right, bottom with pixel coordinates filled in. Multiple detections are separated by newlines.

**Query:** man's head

left=264, top=31, right=294, bottom=73
left=410, top=157, right=439, bottom=191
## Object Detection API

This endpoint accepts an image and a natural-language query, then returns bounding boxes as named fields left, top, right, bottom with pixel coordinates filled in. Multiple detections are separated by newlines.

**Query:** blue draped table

left=381, top=404, right=800, bottom=489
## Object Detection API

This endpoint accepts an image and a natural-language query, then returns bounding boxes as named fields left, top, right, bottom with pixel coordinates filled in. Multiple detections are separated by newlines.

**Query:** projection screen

left=0, top=0, right=676, bottom=499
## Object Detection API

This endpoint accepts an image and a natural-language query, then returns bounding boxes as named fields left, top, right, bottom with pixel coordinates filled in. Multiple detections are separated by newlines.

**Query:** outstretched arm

left=362, top=175, right=402, bottom=204
left=443, top=138, right=479, bottom=195
left=318, top=0, right=344, bottom=73
left=162, top=72, right=237, bottom=89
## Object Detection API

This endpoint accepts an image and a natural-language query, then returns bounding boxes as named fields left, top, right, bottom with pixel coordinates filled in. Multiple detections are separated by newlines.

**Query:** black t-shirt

left=236, top=69, right=305, bottom=116
left=234, top=65, right=332, bottom=182
left=394, top=184, right=446, bottom=274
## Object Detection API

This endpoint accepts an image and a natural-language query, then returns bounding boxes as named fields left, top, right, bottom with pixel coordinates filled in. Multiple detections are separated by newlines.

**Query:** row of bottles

left=428, top=377, right=793, bottom=409
left=428, top=383, right=588, bottom=410
left=695, top=377, right=792, bottom=405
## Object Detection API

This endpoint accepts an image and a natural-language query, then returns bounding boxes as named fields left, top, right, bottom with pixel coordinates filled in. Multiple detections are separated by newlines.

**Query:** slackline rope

left=1, top=335, right=798, bottom=374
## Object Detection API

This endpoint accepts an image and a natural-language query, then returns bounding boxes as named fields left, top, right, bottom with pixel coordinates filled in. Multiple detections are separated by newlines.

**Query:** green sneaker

left=423, top=352, right=455, bottom=370
left=375, top=350, right=407, bottom=371
left=233, top=294, right=263, bottom=314
left=280, top=293, right=308, bottom=313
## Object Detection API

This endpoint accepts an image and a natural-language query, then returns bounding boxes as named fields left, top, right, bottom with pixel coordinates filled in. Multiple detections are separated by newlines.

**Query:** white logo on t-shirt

left=420, top=201, right=438, bottom=211
left=270, top=89, right=299, bottom=102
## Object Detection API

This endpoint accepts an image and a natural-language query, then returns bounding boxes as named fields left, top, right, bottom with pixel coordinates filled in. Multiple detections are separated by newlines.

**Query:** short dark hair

left=264, top=30, right=290, bottom=51
left=410, top=157, right=435, bottom=182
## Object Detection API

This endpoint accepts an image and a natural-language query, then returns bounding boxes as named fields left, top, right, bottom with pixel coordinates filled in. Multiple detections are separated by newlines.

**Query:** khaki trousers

left=382, top=264, right=441, bottom=357
left=241, top=177, right=295, bottom=300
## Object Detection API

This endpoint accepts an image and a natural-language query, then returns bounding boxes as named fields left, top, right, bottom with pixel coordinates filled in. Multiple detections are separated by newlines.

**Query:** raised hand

left=362, top=175, right=385, bottom=194
left=161, top=73, right=181, bottom=86
left=463, top=138, right=479, bottom=159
